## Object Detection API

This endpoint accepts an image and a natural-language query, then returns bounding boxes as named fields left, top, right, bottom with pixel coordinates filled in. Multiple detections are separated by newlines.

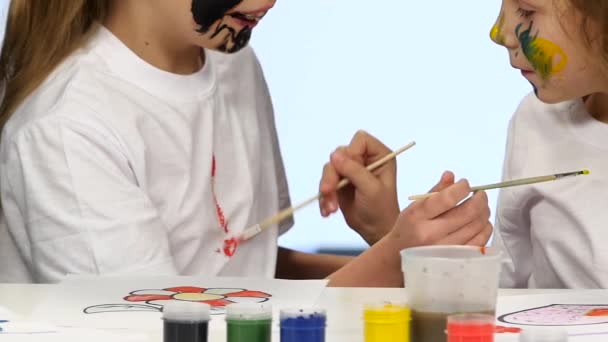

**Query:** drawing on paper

left=498, top=304, right=608, bottom=326
left=84, top=286, right=272, bottom=315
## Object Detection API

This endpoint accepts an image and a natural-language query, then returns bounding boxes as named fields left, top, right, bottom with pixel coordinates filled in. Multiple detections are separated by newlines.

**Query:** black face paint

left=191, top=0, right=252, bottom=53
left=529, top=81, right=539, bottom=96
left=211, top=24, right=252, bottom=53
left=191, top=0, right=242, bottom=33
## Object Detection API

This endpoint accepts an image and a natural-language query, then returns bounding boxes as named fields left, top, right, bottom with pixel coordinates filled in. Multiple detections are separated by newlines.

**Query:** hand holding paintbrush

left=239, top=141, right=416, bottom=242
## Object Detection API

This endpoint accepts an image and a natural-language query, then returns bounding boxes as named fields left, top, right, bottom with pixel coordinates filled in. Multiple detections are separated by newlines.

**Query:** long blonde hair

left=0, top=0, right=108, bottom=129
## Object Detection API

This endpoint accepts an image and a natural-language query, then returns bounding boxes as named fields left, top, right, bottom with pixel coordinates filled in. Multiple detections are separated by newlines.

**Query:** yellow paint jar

left=363, top=303, right=411, bottom=342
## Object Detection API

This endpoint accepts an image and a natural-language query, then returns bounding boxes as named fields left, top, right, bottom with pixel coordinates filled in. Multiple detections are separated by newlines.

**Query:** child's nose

left=490, top=18, right=519, bottom=50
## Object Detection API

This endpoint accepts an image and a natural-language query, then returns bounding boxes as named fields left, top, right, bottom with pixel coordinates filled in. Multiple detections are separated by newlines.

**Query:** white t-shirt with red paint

left=0, top=26, right=293, bottom=283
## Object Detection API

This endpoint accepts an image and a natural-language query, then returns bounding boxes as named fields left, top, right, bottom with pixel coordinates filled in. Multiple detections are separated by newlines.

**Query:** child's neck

left=104, top=3, right=204, bottom=75
left=584, top=93, right=608, bottom=124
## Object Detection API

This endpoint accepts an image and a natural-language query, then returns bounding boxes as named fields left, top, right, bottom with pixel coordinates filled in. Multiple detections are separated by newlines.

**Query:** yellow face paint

left=516, top=21, right=568, bottom=79
left=490, top=12, right=506, bottom=45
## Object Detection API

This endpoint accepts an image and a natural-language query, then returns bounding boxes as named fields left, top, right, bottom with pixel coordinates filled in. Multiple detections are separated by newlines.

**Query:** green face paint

left=516, top=21, right=568, bottom=79
left=490, top=12, right=506, bottom=45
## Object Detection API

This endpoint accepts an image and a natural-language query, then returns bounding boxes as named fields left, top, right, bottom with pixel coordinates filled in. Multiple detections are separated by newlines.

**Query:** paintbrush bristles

left=408, top=169, right=589, bottom=201
left=240, top=141, right=417, bottom=242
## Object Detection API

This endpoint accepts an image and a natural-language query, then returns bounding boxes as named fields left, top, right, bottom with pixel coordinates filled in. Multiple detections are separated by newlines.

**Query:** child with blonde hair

left=0, top=0, right=491, bottom=285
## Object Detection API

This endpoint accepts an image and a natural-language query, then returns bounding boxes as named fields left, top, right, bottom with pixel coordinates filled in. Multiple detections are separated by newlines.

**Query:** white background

left=0, top=1, right=530, bottom=252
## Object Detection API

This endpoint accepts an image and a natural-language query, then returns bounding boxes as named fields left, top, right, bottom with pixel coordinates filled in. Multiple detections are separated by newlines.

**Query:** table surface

left=0, top=284, right=569, bottom=342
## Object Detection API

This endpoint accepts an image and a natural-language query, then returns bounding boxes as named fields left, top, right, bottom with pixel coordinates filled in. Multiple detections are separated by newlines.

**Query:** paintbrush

left=408, top=169, right=590, bottom=201
left=239, top=141, right=417, bottom=242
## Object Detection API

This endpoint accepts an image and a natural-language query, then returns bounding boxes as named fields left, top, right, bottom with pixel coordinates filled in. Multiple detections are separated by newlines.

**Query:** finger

left=319, top=162, right=340, bottom=216
left=437, top=212, right=488, bottom=245
left=419, top=179, right=472, bottom=219
left=330, top=149, right=382, bottom=196
left=428, top=171, right=455, bottom=193
left=466, top=222, right=494, bottom=247
left=431, top=190, right=490, bottom=235
left=345, top=132, right=397, bottom=190
left=349, top=130, right=392, bottom=159
left=407, top=171, right=454, bottom=211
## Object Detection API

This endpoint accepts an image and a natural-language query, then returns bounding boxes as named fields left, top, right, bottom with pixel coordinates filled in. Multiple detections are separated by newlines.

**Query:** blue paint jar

left=280, top=308, right=326, bottom=342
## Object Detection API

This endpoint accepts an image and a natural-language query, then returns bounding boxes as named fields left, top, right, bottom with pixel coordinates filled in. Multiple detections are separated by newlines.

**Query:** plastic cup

left=401, top=246, right=503, bottom=342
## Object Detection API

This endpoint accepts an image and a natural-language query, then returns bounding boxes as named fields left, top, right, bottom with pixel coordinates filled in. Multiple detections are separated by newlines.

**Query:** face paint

left=490, top=12, right=506, bottom=45
left=529, top=81, right=539, bottom=96
left=191, top=0, right=255, bottom=53
left=192, top=0, right=242, bottom=32
left=515, top=21, right=568, bottom=80
left=210, top=22, right=252, bottom=53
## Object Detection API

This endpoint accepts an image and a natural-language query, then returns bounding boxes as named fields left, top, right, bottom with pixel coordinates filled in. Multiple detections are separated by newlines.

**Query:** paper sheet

left=495, top=291, right=608, bottom=341
left=0, top=327, right=148, bottom=342
left=30, top=275, right=328, bottom=332
left=0, top=305, right=147, bottom=341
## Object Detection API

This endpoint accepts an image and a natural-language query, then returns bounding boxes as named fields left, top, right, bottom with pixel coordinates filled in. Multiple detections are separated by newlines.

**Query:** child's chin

left=533, top=89, right=570, bottom=104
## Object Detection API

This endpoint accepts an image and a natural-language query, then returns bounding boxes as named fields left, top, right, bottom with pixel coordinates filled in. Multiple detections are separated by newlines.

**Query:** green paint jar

left=226, top=302, right=272, bottom=342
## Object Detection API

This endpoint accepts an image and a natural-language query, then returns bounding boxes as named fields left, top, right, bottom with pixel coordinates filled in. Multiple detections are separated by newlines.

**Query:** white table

left=0, top=284, right=567, bottom=341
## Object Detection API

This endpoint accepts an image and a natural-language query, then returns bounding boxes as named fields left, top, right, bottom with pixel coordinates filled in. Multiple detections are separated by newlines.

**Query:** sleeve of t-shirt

left=267, top=105, right=293, bottom=236
left=492, top=100, right=533, bottom=288
left=249, top=47, right=294, bottom=236
left=2, top=112, right=178, bottom=282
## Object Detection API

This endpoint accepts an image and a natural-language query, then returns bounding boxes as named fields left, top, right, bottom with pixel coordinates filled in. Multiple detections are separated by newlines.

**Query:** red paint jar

left=447, top=313, right=495, bottom=342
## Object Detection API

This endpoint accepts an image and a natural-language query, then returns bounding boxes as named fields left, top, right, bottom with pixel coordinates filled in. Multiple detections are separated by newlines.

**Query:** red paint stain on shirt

left=215, top=203, right=229, bottom=233
left=223, top=237, right=239, bottom=257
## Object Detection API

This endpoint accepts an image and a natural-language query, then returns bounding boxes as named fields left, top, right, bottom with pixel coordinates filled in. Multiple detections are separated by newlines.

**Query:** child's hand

left=388, top=174, right=493, bottom=248
left=319, top=130, right=399, bottom=245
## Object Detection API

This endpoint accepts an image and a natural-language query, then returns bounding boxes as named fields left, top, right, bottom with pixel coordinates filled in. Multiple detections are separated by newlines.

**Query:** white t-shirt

left=0, top=26, right=293, bottom=283
left=493, top=93, right=608, bottom=288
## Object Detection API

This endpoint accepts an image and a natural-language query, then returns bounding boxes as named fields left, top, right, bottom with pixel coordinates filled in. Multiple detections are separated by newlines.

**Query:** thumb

left=428, top=171, right=455, bottom=193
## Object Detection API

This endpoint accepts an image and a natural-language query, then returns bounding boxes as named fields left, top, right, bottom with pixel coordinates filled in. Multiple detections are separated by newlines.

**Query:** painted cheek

left=516, top=22, right=568, bottom=79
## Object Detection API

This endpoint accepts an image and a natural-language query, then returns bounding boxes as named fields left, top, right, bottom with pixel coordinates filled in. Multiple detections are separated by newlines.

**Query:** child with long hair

left=0, top=0, right=491, bottom=284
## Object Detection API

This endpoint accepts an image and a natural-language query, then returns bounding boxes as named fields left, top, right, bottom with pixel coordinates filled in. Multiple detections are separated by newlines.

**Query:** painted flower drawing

left=124, top=286, right=271, bottom=313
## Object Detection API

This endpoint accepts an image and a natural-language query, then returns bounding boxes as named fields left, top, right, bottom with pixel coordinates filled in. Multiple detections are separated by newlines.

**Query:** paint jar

left=519, top=328, right=568, bottom=342
left=363, top=303, right=411, bottom=342
left=401, top=246, right=503, bottom=342
left=226, top=302, right=272, bottom=342
left=280, top=308, right=326, bottom=342
left=162, top=301, right=210, bottom=342
left=446, top=313, right=494, bottom=342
